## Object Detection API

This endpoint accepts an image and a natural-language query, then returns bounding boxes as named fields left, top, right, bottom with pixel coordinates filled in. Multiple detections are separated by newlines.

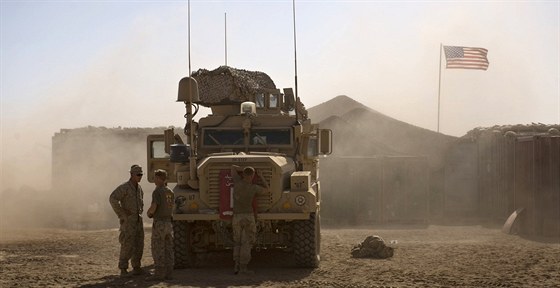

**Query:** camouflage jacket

left=109, top=180, right=144, bottom=219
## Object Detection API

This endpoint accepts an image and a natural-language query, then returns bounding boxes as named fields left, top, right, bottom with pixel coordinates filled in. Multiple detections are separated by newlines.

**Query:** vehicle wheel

left=173, top=221, right=195, bottom=268
left=293, top=212, right=320, bottom=267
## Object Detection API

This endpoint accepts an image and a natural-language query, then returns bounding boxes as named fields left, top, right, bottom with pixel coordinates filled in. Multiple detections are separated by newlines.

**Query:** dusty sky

left=1, top=0, right=559, bottom=190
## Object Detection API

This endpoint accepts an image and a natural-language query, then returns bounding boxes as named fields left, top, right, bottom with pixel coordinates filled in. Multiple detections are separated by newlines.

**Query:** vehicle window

left=151, top=140, right=169, bottom=158
left=203, top=129, right=244, bottom=146
left=250, top=129, right=291, bottom=145
left=203, top=128, right=292, bottom=147
left=307, top=137, right=318, bottom=157
left=269, top=94, right=278, bottom=108
left=255, top=93, right=265, bottom=108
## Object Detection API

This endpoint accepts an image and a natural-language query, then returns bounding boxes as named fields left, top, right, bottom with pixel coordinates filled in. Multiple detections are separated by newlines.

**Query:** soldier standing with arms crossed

left=231, top=164, right=269, bottom=274
left=146, top=169, right=175, bottom=281
left=109, top=164, right=146, bottom=276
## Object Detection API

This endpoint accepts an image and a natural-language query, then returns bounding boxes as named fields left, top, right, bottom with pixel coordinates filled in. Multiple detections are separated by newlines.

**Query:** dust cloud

left=1, top=125, right=170, bottom=230
left=1, top=120, right=182, bottom=230
left=308, top=96, right=456, bottom=225
left=1, top=92, right=456, bottom=230
left=0, top=27, right=187, bottom=230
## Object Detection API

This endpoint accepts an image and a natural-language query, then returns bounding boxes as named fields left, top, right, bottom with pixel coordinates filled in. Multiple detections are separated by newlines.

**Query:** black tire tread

left=173, top=221, right=195, bottom=268
left=293, top=213, right=320, bottom=268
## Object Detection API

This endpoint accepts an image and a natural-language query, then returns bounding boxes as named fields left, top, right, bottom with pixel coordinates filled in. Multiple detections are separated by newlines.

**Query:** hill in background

left=308, top=95, right=457, bottom=168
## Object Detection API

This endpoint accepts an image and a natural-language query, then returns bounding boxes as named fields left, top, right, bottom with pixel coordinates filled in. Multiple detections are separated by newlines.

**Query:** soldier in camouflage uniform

left=351, top=235, right=394, bottom=259
left=109, top=165, right=145, bottom=276
left=231, top=165, right=268, bottom=275
left=146, top=169, right=174, bottom=281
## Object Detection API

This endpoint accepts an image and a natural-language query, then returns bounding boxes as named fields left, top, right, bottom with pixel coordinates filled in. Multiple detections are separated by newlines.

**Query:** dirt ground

left=0, top=225, right=558, bottom=288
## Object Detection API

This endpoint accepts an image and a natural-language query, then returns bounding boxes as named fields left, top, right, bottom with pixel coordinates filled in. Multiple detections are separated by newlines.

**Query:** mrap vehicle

left=147, top=66, right=332, bottom=268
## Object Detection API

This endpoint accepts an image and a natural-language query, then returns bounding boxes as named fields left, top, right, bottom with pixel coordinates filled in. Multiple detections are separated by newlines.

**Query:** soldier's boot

left=164, top=267, right=174, bottom=280
left=120, top=269, right=128, bottom=277
left=239, top=264, right=254, bottom=274
left=131, top=267, right=146, bottom=276
left=146, top=269, right=165, bottom=281
left=233, top=261, right=240, bottom=275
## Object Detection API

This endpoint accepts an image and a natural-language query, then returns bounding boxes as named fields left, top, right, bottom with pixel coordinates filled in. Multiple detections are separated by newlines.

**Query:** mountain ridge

left=308, top=95, right=457, bottom=168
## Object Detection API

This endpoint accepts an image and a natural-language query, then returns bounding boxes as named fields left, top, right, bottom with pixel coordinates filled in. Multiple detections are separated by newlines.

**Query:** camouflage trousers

left=151, top=220, right=174, bottom=272
left=232, top=213, right=256, bottom=265
left=118, top=215, right=144, bottom=269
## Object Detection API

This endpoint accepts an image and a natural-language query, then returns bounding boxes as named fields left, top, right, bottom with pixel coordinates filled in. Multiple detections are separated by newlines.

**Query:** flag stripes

left=443, top=46, right=489, bottom=70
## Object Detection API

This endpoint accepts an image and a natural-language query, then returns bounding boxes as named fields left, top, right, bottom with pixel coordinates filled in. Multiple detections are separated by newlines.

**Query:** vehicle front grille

left=207, top=164, right=274, bottom=211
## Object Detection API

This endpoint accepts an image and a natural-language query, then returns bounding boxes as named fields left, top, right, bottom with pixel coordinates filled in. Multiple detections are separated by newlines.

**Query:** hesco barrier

left=512, top=135, right=560, bottom=238
left=446, top=129, right=559, bottom=238
left=321, top=156, right=430, bottom=225
left=443, top=140, right=478, bottom=218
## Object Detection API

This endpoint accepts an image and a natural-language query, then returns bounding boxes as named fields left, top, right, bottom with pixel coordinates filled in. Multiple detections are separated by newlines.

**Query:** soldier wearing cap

left=109, top=164, right=146, bottom=276
left=230, top=164, right=269, bottom=274
left=146, top=169, right=174, bottom=281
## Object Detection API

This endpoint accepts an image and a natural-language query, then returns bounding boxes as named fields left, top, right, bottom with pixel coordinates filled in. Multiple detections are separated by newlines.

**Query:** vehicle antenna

left=292, top=0, right=300, bottom=122
left=188, top=0, right=192, bottom=77
left=225, top=12, right=228, bottom=66
left=186, top=0, right=198, bottom=183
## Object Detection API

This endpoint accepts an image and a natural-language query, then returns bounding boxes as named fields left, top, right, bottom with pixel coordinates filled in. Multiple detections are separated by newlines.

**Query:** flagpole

left=224, top=12, right=227, bottom=66
left=437, top=43, right=443, bottom=133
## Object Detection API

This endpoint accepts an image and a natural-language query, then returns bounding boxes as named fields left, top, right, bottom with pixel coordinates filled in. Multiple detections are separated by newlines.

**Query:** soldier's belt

left=154, top=218, right=172, bottom=222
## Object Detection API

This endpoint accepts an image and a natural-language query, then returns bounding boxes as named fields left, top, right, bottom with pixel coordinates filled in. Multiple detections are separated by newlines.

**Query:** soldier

left=109, top=164, right=146, bottom=277
left=146, top=169, right=174, bottom=281
left=231, top=164, right=269, bottom=274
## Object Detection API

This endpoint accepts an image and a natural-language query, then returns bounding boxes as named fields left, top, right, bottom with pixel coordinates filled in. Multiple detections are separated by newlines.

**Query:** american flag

left=443, top=46, right=489, bottom=70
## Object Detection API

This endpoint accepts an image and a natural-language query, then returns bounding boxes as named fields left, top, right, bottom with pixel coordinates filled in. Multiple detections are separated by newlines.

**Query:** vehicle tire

left=293, top=212, right=320, bottom=268
left=173, top=221, right=195, bottom=268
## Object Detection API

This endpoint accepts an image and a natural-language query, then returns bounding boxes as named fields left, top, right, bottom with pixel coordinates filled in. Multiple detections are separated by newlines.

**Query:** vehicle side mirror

left=319, top=129, right=332, bottom=155
left=164, top=128, right=175, bottom=154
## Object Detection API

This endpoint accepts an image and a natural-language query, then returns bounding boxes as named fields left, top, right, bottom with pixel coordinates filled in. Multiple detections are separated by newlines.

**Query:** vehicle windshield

left=202, top=128, right=292, bottom=147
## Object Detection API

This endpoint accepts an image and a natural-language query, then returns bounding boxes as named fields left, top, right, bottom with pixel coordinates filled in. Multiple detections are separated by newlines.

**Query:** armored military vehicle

left=147, top=66, right=331, bottom=268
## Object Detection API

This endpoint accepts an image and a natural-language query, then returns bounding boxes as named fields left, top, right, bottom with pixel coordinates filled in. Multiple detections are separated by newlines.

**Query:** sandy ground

left=0, top=225, right=558, bottom=288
